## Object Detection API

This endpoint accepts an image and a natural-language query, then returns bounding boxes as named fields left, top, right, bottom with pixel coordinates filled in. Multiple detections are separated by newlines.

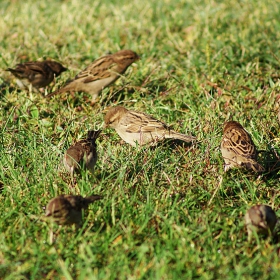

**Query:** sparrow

left=45, top=194, right=102, bottom=226
left=221, top=121, right=264, bottom=172
left=63, top=130, right=101, bottom=178
left=6, top=60, right=67, bottom=92
left=46, top=50, right=139, bottom=101
left=245, top=205, right=277, bottom=240
left=104, top=106, right=196, bottom=147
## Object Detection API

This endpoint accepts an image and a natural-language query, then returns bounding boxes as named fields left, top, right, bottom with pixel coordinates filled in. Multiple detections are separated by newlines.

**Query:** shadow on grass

left=259, top=147, right=280, bottom=180
left=0, top=82, right=21, bottom=97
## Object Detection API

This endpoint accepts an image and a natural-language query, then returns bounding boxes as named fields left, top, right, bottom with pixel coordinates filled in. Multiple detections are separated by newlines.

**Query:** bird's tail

left=169, top=131, right=197, bottom=143
left=242, top=159, right=265, bottom=173
left=45, top=78, right=75, bottom=98
left=87, top=130, right=102, bottom=142
left=85, top=195, right=103, bottom=204
left=45, top=88, right=63, bottom=98
left=6, top=68, right=25, bottom=76
left=6, top=68, right=16, bottom=73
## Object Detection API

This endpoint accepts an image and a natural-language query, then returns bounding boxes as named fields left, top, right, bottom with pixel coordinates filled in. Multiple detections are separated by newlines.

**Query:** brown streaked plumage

left=104, top=106, right=196, bottom=147
left=46, top=50, right=139, bottom=101
left=45, top=194, right=102, bottom=226
left=63, top=130, right=101, bottom=178
left=245, top=205, right=277, bottom=241
left=6, top=60, right=67, bottom=92
left=221, top=121, right=264, bottom=172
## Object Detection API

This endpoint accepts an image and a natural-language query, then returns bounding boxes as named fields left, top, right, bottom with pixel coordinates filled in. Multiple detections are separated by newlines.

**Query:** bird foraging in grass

left=244, top=205, right=277, bottom=241
left=104, top=106, right=196, bottom=147
left=6, top=60, right=67, bottom=92
left=45, top=194, right=102, bottom=226
left=221, top=121, right=264, bottom=173
left=46, top=50, right=139, bottom=102
left=63, top=130, right=101, bottom=180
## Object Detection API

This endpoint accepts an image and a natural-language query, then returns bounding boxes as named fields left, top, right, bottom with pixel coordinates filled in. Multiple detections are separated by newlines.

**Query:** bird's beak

left=259, top=221, right=267, bottom=229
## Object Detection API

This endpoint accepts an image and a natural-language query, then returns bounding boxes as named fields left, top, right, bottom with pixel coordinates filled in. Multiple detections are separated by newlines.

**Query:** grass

left=0, top=0, right=280, bottom=279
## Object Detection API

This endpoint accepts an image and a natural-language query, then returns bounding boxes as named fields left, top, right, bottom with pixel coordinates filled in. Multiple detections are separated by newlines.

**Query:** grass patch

left=1, top=0, right=280, bottom=279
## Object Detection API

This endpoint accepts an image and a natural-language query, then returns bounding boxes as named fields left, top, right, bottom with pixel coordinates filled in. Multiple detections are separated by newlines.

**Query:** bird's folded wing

left=25, top=63, right=47, bottom=74
left=126, top=121, right=167, bottom=133
left=76, top=58, right=117, bottom=83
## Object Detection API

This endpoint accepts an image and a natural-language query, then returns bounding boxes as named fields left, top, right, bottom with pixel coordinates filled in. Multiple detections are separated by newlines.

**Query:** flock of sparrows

left=5, top=49, right=278, bottom=240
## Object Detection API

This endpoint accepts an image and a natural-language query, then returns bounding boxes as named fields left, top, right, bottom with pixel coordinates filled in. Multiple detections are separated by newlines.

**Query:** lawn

left=1, top=0, right=280, bottom=279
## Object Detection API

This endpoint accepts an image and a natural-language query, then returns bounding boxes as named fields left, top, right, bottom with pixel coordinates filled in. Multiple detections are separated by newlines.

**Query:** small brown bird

left=221, top=121, right=264, bottom=172
left=6, top=60, right=67, bottom=92
left=45, top=194, right=102, bottom=226
left=245, top=205, right=277, bottom=241
left=46, top=50, right=139, bottom=101
left=104, top=106, right=196, bottom=147
left=63, top=130, right=101, bottom=178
